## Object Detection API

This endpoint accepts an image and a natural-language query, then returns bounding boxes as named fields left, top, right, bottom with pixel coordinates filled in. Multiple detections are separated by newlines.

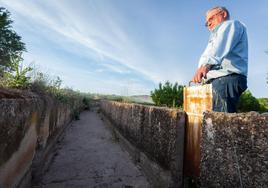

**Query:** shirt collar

left=211, top=21, right=225, bottom=33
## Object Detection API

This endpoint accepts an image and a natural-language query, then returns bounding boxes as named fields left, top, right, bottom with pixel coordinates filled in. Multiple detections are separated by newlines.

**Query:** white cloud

left=2, top=0, right=188, bottom=85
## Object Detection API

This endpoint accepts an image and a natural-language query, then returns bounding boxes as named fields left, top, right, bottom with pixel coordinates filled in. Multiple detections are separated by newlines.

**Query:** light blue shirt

left=198, top=20, right=248, bottom=82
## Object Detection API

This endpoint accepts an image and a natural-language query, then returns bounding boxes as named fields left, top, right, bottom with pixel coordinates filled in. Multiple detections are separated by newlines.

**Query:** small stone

left=216, top=148, right=222, bottom=152
left=261, top=112, right=268, bottom=116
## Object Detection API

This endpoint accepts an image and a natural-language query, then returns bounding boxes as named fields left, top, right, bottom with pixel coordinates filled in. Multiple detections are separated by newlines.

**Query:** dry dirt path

left=33, top=109, right=149, bottom=188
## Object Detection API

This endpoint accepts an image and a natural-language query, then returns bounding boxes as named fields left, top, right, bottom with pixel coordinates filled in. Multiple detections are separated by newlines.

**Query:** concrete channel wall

left=200, top=111, right=268, bottom=188
left=1, top=92, right=267, bottom=188
left=0, top=88, right=84, bottom=188
left=100, top=100, right=186, bottom=187
left=101, top=100, right=268, bottom=188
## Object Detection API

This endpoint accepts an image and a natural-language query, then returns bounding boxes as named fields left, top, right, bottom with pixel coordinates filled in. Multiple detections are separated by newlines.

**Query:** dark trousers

left=211, top=74, right=247, bottom=113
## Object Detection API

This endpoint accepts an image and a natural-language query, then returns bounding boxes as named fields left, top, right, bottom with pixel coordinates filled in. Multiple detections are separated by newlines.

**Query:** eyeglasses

left=205, top=11, right=223, bottom=27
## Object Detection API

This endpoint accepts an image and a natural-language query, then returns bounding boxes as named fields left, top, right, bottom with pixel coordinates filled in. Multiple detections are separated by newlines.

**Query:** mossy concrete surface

left=0, top=88, right=84, bottom=188
left=201, top=111, right=268, bottom=187
left=100, top=100, right=185, bottom=187
left=101, top=100, right=268, bottom=188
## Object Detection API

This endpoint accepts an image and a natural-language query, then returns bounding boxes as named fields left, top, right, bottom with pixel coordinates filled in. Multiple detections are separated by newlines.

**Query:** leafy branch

left=1, top=56, right=33, bottom=88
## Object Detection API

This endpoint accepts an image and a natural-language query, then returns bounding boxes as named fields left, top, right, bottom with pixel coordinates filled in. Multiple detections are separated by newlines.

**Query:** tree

left=151, top=81, right=184, bottom=108
left=258, top=98, right=268, bottom=112
left=0, top=7, right=25, bottom=74
left=237, top=90, right=260, bottom=112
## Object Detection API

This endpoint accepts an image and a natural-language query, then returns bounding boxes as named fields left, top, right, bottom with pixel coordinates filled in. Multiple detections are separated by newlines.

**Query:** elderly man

left=192, top=6, right=248, bottom=112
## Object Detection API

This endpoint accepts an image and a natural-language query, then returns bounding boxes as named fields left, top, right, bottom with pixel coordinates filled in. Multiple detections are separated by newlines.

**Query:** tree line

left=150, top=81, right=268, bottom=112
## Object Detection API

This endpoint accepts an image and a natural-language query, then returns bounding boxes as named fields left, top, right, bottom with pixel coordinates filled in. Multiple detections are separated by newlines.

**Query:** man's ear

left=223, top=11, right=228, bottom=19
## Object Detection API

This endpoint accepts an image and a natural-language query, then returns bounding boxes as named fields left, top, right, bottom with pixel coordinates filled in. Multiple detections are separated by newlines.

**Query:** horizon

left=1, top=0, right=267, bottom=97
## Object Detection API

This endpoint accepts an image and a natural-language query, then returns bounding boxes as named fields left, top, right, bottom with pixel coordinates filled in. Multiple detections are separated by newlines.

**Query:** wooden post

left=183, top=84, right=212, bottom=180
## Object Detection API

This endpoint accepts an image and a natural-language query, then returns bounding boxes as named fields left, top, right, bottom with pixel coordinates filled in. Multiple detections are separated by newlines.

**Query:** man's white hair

left=206, top=6, right=230, bottom=20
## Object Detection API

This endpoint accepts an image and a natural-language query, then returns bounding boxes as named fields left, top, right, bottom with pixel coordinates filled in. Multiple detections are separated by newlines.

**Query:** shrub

left=82, top=97, right=91, bottom=110
left=237, top=90, right=261, bottom=112
left=30, top=71, right=50, bottom=92
left=151, top=81, right=184, bottom=108
left=258, top=98, right=268, bottom=112
left=0, top=57, right=32, bottom=89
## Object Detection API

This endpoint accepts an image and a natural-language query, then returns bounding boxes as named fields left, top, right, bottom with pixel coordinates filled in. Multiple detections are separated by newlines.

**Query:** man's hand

left=192, top=64, right=211, bottom=83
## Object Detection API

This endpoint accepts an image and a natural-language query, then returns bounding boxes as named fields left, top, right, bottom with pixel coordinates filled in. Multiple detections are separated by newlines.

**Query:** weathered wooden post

left=183, top=84, right=212, bottom=182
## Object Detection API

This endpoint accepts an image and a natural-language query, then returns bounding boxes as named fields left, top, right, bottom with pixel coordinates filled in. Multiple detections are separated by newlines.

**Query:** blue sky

left=1, top=0, right=267, bottom=97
